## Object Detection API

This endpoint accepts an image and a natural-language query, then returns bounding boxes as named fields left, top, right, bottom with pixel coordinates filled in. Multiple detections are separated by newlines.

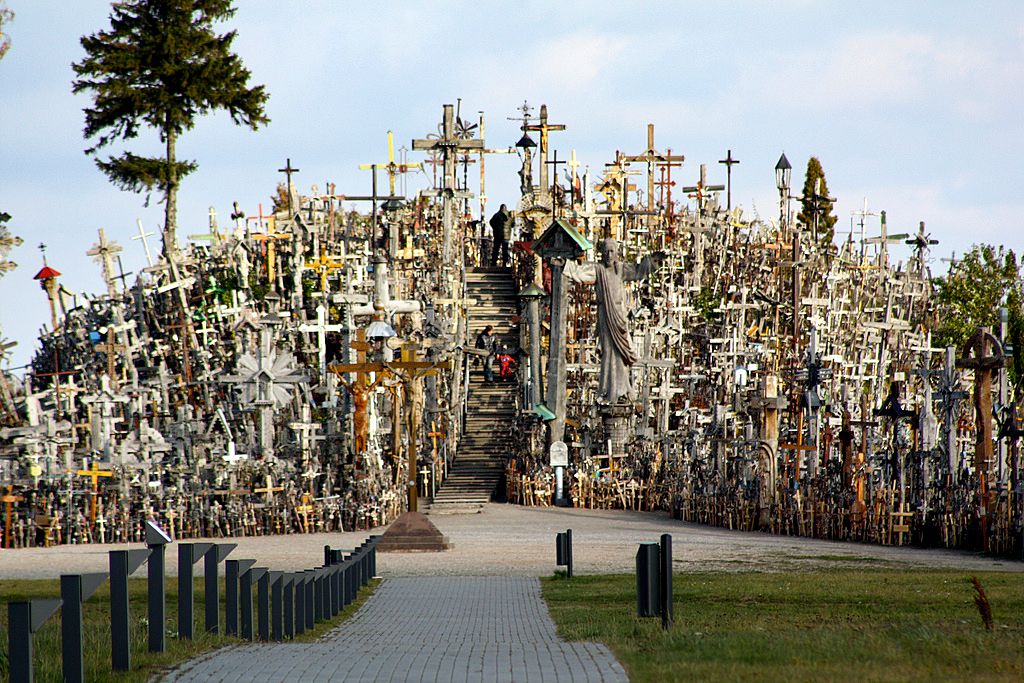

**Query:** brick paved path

left=162, top=576, right=628, bottom=682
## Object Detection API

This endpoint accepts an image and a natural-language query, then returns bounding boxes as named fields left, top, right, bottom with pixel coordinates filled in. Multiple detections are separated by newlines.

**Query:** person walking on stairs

left=475, top=324, right=497, bottom=382
left=489, top=204, right=512, bottom=267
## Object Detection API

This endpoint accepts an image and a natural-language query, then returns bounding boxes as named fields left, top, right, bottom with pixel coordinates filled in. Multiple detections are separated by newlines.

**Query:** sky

left=1, top=1, right=1022, bottom=371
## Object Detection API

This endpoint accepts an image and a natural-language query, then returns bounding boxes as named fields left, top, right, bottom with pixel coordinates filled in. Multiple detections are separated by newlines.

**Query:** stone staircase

left=429, top=267, right=518, bottom=512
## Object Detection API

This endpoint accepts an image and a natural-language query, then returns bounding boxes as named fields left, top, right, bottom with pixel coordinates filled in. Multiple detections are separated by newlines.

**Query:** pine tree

left=796, top=157, right=838, bottom=247
left=0, top=3, right=12, bottom=61
left=72, top=1, right=269, bottom=257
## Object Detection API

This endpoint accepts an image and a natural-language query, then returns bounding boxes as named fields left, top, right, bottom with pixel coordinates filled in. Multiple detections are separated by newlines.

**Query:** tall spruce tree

left=796, top=157, right=838, bottom=247
left=72, top=1, right=268, bottom=257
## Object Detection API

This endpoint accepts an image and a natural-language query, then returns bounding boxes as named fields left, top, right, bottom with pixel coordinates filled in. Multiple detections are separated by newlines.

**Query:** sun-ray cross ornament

left=222, top=325, right=307, bottom=459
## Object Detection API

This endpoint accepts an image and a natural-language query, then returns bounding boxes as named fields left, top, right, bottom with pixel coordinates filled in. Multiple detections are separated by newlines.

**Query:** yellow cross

left=2, top=485, right=25, bottom=549
left=359, top=130, right=423, bottom=195
left=305, top=253, right=347, bottom=294
left=251, top=214, right=292, bottom=287
left=76, top=462, right=114, bottom=524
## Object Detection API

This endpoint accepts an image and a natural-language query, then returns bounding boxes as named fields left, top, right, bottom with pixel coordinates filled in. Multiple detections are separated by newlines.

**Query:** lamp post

left=776, top=152, right=801, bottom=347
left=518, top=283, right=546, bottom=411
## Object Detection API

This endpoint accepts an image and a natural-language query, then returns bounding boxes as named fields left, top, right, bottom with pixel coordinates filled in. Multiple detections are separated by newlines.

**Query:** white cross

left=132, top=219, right=156, bottom=267
left=299, top=304, right=344, bottom=380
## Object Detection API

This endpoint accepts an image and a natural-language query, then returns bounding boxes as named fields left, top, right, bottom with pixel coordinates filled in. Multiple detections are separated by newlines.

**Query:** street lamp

left=518, top=283, right=546, bottom=411
left=775, top=152, right=792, bottom=194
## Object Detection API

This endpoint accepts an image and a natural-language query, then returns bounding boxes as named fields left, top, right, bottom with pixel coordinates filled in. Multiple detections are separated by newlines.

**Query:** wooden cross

left=681, top=164, right=725, bottom=216
left=328, top=329, right=387, bottom=457
left=250, top=208, right=293, bottom=291
left=278, top=158, right=300, bottom=214
left=305, top=252, right=346, bottom=295
left=413, top=103, right=484, bottom=262
left=524, top=104, right=566, bottom=194
left=655, top=149, right=683, bottom=226
left=360, top=131, right=423, bottom=196
left=133, top=219, right=156, bottom=267
left=295, top=492, right=315, bottom=533
left=545, top=149, right=566, bottom=193
left=957, top=327, right=1005, bottom=544
left=96, top=327, right=126, bottom=389
left=77, top=461, right=114, bottom=524
left=2, top=485, right=24, bottom=549
left=388, top=342, right=449, bottom=513
left=718, top=149, right=740, bottom=211
left=254, top=474, right=284, bottom=503
left=86, top=227, right=123, bottom=300
left=623, top=123, right=684, bottom=212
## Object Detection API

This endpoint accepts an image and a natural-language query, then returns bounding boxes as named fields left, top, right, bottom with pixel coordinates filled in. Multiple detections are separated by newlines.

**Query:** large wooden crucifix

left=524, top=104, right=566, bottom=198
left=388, top=342, right=448, bottom=513
left=412, top=104, right=484, bottom=265
left=328, top=329, right=386, bottom=459
left=623, top=123, right=684, bottom=214
left=957, top=327, right=1005, bottom=546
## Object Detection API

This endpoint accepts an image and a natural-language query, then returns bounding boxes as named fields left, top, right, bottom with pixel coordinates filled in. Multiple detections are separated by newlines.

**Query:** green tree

left=72, top=1, right=268, bottom=257
left=934, top=244, right=1024, bottom=388
left=0, top=3, right=12, bottom=61
left=796, top=156, right=837, bottom=247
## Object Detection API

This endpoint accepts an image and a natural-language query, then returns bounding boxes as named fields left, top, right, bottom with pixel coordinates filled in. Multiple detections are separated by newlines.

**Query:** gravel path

left=1, top=503, right=1020, bottom=579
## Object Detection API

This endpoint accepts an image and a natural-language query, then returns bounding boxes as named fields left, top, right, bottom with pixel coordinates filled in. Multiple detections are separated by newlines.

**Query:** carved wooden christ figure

left=564, top=238, right=663, bottom=404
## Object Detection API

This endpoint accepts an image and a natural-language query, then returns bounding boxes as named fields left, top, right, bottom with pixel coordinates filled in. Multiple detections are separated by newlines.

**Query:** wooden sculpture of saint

left=563, top=238, right=664, bottom=404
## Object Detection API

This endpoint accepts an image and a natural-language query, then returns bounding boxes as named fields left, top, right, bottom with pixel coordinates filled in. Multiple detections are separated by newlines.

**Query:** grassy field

left=542, top=570, right=1024, bottom=682
left=0, top=576, right=377, bottom=682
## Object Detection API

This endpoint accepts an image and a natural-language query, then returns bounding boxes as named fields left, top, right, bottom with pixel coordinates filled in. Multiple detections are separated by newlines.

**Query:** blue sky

left=1, top=1, right=1022, bottom=370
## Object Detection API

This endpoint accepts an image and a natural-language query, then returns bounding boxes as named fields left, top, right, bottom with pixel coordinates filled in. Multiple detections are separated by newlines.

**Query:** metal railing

left=5, top=520, right=379, bottom=682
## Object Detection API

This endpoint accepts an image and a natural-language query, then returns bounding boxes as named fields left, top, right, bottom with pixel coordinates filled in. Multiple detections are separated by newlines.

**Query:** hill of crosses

left=0, top=102, right=1018, bottom=558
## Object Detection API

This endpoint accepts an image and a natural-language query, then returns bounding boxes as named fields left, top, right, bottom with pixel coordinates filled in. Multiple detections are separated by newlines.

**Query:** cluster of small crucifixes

left=0, top=100, right=1020, bottom=560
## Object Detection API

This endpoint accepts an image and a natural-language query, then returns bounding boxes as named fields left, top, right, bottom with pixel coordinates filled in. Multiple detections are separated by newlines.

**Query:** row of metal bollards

left=6, top=522, right=379, bottom=683
left=553, top=529, right=674, bottom=630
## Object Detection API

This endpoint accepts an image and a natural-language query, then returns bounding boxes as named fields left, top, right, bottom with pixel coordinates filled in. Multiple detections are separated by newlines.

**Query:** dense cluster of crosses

left=0, top=101, right=1019, bottom=557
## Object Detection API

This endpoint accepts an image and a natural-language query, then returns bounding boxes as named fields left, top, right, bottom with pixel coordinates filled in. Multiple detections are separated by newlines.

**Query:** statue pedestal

left=600, top=402, right=633, bottom=458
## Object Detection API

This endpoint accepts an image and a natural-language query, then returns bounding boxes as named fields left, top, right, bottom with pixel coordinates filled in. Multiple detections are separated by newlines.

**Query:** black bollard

left=636, top=542, right=661, bottom=618
left=241, top=567, right=266, bottom=640
left=660, top=534, right=673, bottom=630
left=109, top=548, right=150, bottom=671
left=283, top=574, right=296, bottom=638
left=177, top=542, right=212, bottom=640
left=258, top=569, right=271, bottom=641
left=8, top=598, right=62, bottom=683
left=270, top=571, right=284, bottom=640
left=305, top=570, right=316, bottom=629
left=60, top=573, right=108, bottom=683
left=294, top=574, right=307, bottom=635
left=145, top=520, right=173, bottom=653
left=204, top=543, right=236, bottom=634
left=225, top=558, right=255, bottom=636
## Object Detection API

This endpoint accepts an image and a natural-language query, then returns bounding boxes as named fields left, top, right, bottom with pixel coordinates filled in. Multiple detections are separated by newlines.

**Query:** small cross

left=718, top=149, right=740, bottom=211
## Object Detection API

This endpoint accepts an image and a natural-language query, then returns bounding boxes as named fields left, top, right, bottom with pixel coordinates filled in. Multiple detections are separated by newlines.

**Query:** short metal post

left=284, top=575, right=296, bottom=638
left=305, top=571, right=316, bottom=629
left=145, top=521, right=172, bottom=653
left=60, top=575, right=84, bottom=683
left=332, top=566, right=341, bottom=615
left=636, top=542, right=660, bottom=618
left=271, top=571, right=284, bottom=640
left=566, top=529, right=574, bottom=578
left=258, top=570, right=270, bottom=641
left=60, top=573, right=107, bottom=683
left=109, top=549, right=149, bottom=671
left=294, top=574, right=306, bottom=635
left=240, top=568, right=254, bottom=640
left=660, top=533, right=673, bottom=630
left=8, top=598, right=61, bottom=683
left=178, top=544, right=194, bottom=639
left=225, top=560, right=239, bottom=636
left=324, top=544, right=332, bottom=566
left=205, top=543, right=235, bottom=634
left=9, top=601, right=32, bottom=683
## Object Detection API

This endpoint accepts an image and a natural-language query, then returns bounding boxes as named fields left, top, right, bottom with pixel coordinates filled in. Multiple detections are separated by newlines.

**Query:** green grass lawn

left=0, top=576, right=377, bottom=682
left=542, top=570, right=1024, bottom=682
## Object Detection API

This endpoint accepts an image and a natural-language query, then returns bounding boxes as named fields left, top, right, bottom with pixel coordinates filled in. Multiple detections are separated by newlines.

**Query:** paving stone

left=163, top=576, right=628, bottom=682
